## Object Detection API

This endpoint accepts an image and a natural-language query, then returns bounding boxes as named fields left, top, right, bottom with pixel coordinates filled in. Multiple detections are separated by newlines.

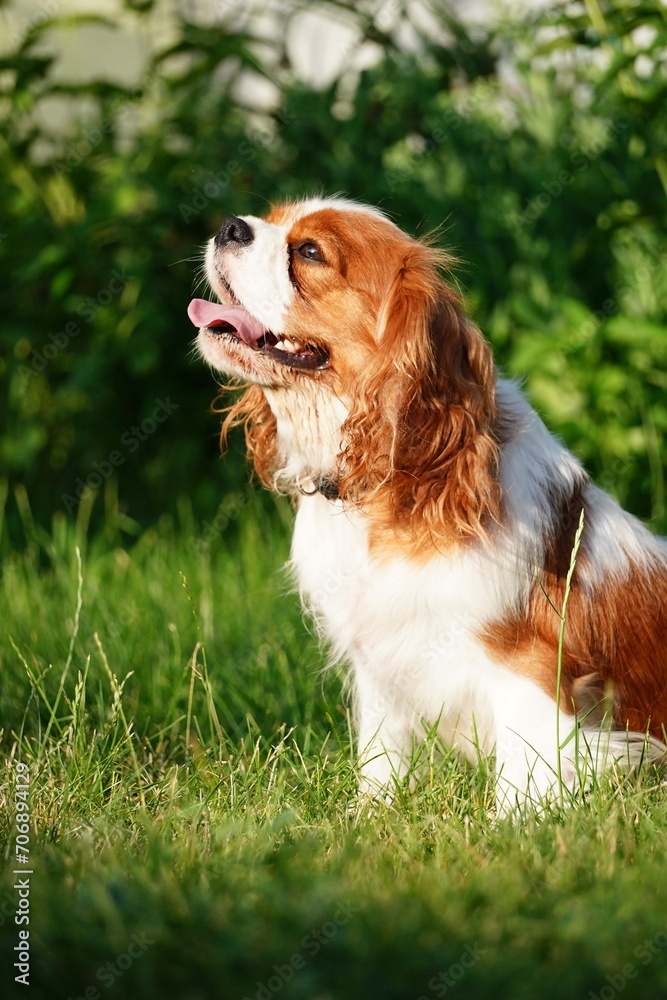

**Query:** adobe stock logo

left=588, top=922, right=667, bottom=1000
left=16, top=269, right=133, bottom=383
left=418, top=943, right=486, bottom=999
left=241, top=902, right=359, bottom=1000
left=61, top=398, right=179, bottom=513
left=65, top=932, right=154, bottom=1000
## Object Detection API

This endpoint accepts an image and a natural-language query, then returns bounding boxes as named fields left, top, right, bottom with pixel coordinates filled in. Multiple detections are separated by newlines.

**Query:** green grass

left=2, top=490, right=667, bottom=1000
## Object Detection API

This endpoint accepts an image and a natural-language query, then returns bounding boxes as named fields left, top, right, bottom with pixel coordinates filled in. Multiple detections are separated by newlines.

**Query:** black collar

left=311, top=475, right=340, bottom=501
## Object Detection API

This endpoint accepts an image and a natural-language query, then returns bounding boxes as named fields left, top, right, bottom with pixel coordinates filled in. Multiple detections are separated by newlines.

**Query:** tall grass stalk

left=555, top=508, right=586, bottom=803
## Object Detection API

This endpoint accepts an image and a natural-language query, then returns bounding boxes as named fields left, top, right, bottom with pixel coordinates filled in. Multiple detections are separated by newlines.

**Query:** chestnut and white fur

left=189, top=196, right=667, bottom=812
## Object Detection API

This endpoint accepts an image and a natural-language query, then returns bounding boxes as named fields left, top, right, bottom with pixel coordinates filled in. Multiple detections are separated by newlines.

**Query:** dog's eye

left=297, top=242, right=324, bottom=262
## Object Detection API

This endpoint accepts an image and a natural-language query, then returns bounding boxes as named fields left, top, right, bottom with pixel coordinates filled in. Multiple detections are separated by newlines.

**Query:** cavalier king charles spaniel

left=189, top=196, right=667, bottom=812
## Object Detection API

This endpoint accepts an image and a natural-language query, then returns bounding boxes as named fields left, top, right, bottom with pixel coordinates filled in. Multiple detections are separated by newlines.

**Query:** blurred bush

left=1, top=0, right=665, bottom=537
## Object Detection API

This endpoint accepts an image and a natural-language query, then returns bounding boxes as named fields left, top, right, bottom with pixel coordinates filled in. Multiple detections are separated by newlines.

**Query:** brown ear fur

left=337, top=244, right=500, bottom=543
left=216, top=385, right=277, bottom=488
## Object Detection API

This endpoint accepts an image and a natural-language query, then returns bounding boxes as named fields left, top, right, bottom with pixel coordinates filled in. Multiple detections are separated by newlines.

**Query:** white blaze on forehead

left=206, top=214, right=293, bottom=334
left=275, top=195, right=395, bottom=228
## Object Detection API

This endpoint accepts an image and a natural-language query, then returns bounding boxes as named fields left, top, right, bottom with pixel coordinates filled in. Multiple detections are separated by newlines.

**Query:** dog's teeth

left=275, top=339, right=303, bottom=354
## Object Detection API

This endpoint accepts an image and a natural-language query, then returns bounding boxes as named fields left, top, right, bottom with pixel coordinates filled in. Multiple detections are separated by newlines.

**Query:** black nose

left=215, top=215, right=254, bottom=247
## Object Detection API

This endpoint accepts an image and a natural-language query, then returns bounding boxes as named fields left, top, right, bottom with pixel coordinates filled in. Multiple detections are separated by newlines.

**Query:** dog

left=189, top=196, right=667, bottom=812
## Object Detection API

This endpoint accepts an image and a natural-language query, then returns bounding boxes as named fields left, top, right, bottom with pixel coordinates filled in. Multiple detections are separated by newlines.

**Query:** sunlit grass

left=2, top=495, right=667, bottom=1000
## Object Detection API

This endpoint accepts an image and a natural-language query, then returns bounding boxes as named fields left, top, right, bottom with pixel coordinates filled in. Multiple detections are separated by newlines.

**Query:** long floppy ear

left=217, top=385, right=278, bottom=488
left=338, top=244, right=500, bottom=543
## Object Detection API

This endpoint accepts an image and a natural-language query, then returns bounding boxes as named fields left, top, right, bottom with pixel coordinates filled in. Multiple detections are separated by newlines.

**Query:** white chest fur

left=290, top=493, right=535, bottom=762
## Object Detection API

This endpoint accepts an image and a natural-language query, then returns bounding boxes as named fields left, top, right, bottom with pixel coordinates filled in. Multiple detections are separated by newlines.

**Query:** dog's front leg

left=353, top=666, right=414, bottom=798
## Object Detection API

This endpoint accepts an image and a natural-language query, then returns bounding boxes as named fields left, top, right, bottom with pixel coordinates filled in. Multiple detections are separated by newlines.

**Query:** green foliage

left=1, top=0, right=666, bottom=536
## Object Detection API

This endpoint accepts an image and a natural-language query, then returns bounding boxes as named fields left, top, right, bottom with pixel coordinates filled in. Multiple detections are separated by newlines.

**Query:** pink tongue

left=187, top=298, right=267, bottom=344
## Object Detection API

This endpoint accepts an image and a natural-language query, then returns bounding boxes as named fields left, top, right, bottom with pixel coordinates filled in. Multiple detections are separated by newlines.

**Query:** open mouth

left=187, top=298, right=329, bottom=372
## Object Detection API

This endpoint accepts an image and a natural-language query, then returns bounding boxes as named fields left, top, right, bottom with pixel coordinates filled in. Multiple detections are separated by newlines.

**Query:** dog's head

left=190, top=196, right=500, bottom=544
